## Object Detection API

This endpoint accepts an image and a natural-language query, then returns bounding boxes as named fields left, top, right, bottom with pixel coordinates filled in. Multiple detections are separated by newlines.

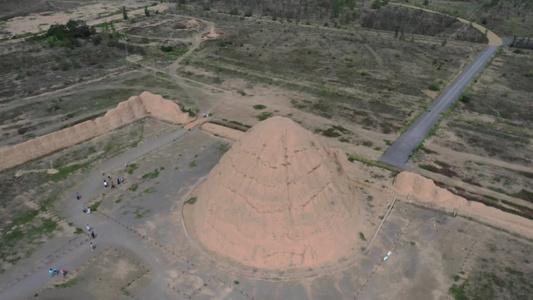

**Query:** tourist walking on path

left=90, top=242, right=95, bottom=251
left=76, top=192, right=80, bottom=200
left=104, top=180, right=108, bottom=188
left=111, top=181, right=115, bottom=189
left=87, top=207, right=91, bottom=214
left=86, top=224, right=92, bottom=232
left=91, top=231, right=95, bottom=239
left=82, top=206, right=87, bottom=213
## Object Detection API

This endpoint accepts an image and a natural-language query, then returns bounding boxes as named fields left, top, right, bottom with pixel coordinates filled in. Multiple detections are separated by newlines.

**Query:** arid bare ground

left=1, top=0, right=532, bottom=299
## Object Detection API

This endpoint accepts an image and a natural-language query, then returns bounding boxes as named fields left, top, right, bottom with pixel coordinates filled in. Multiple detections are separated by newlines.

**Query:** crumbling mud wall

left=394, top=172, right=533, bottom=239
left=0, top=92, right=192, bottom=171
left=200, top=123, right=245, bottom=141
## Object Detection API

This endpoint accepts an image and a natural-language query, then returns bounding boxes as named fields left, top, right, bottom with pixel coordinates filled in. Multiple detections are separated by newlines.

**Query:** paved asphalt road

left=379, top=45, right=500, bottom=168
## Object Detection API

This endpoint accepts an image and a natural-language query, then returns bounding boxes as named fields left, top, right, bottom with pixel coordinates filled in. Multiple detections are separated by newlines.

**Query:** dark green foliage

left=322, top=128, right=341, bottom=137
left=459, top=93, right=470, bottom=103
left=145, top=6, right=150, bottom=17
left=185, top=197, right=197, bottom=205
left=255, top=112, right=273, bottom=121
left=428, top=83, right=440, bottom=91
left=253, top=104, right=267, bottom=110
left=122, top=6, right=128, bottom=20
left=160, top=45, right=174, bottom=52
left=219, top=40, right=233, bottom=47
left=39, top=19, right=96, bottom=48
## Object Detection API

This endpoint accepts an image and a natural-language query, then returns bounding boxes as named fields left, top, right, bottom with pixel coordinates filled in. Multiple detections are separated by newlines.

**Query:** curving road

left=380, top=5, right=503, bottom=168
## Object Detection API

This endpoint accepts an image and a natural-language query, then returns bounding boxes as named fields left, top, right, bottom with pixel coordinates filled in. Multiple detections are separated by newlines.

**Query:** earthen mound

left=188, top=116, right=367, bottom=270
left=202, top=26, right=225, bottom=39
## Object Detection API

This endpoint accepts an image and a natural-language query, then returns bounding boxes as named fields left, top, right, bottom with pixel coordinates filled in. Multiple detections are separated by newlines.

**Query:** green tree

left=122, top=6, right=128, bottom=20
left=145, top=6, right=150, bottom=17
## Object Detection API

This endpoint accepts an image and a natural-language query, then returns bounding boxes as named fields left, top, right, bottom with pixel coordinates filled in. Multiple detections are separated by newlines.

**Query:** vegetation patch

left=129, top=184, right=139, bottom=192
left=185, top=197, right=197, bottom=205
left=253, top=104, right=267, bottom=110
left=255, top=111, right=273, bottom=121
left=55, top=278, right=78, bottom=288
left=125, top=163, right=139, bottom=174
left=142, top=168, right=160, bottom=179
left=143, top=187, right=156, bottom=194
left=90, top=201, right=101, bottom=212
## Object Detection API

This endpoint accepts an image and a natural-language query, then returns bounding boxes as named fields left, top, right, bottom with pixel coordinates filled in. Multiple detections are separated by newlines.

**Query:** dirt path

left=167, top=18, right=214, bottom=78
left=390, top=3, right=502, bottom=46
left=0, top=127, right=195, bottom=298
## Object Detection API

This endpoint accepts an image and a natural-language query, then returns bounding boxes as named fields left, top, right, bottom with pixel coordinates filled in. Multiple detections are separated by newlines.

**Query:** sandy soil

left=4, top=3, right=170, bottom=36
left=200, top=123, right=244, bottom=141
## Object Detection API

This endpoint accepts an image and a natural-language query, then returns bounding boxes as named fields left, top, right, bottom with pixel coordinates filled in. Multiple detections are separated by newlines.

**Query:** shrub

left=59, top=60, right=70, bottom=71
left=253, top=104, right=266, bottom=110
left=458, top=93, right=470, bottom=103
left=219, top=40, right=233, bottom=47
left=428, top=83, right=440, bottom=91
left=91, top=35, right=102, bottom=45
left=371, top=1, right=382, bottom=9
left=160, top=45, right=173, bottom=52
left=255, top=112, right=273, bottom=121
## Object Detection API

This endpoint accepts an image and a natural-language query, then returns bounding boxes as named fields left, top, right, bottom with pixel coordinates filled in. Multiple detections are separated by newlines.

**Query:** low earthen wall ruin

left=0, top=92, right=192, bottom=171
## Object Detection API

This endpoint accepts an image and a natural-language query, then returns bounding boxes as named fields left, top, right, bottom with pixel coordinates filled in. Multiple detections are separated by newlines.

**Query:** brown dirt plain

left=0, top=0, right=532, bottom=299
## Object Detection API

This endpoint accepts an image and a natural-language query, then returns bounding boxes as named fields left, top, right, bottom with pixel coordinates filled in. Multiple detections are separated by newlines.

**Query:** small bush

left=458, top=93, right=470, bottom=103
left=219, top=40, right=233, bottom=47
left=428, top=83, right=440, bottom=91
left=362, top=141, right=373, bottom=147
left=160, top=45, right=173, bottom=52
left=255, top=112, right=273, bottom=121
left=359, top=232, right=366, bottom=241
left=185, top=197, right=197, bottom=205
left=253, top=104, right=266, bottom=110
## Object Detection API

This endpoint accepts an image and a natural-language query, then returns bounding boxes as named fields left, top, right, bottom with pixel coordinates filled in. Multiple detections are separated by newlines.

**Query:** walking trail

left=0, top=126, right=195, bottom=299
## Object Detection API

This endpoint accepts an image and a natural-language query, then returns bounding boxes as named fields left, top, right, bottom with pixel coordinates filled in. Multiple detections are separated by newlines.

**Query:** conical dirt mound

left=188, top=117, right=367, bottom=270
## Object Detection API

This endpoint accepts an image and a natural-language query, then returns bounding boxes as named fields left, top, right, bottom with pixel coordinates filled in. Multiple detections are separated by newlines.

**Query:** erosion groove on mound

left=394, top=172, right=533, bottom=239
left=0, top=92, right=192, bottom=171
left=189, top=116, right=368, bottom=270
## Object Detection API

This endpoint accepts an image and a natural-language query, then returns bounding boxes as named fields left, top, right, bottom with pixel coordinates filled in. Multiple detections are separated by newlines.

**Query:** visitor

left=82, top=206, right=87, bottom=213
left=86, top=224, right=91, bottom=232
left=87, top=207, right=91, bottom=214
left=76, top=192, right=80, bottom=200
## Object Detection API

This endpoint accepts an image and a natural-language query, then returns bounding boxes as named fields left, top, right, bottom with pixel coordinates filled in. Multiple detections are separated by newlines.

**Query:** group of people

left=103, top=174, right=124, bottom=189
left=82, top=205, right=91, bottom=214
left=49, top=268, right=67, bottom=277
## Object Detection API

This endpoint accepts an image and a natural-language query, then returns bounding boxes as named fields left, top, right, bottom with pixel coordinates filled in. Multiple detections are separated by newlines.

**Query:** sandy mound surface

left=188, top=116, right=367, bottom=270
left=200, top=123, right=244, bottom=141
left=394, top=172, right=533, bottom=239
left=0, top=92, right=191, bottom=171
